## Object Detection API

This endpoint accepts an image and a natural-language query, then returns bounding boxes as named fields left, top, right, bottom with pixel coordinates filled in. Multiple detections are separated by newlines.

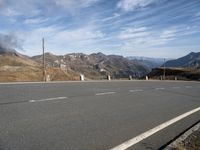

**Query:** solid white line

left=129, top=89, right=143, bottom=92
left=155, top=87, right=165, bottom=90
left=95, top=92, right=116, bottom=96
left=29, top=97, right=67, bottom=103
left=110, top=106, right=200, bottom=150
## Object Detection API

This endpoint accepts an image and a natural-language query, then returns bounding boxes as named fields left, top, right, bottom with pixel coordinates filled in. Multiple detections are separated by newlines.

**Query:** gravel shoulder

left=164, top=121, right=200, bottom=150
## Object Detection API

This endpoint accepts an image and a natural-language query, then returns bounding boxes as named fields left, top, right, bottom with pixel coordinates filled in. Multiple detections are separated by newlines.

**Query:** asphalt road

left=0, top=80, right=199, bottom=150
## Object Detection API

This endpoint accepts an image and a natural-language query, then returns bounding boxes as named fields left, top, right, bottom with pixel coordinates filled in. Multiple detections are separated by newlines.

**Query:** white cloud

left=80, top=0, right=99, bottom=7
left=55, top=28, right=104, bottom=41
left=0, top=1, right=41, bottom=17
left=117, top=27, right=179, bottom=53
left=22, top=25, right=105, bottom=55
left=118, top=27, right=149, bottom=39
left=117, top=0, right=157, bottom=11
left=0, top=0, right=99, bottom=18
left=24, top=18, right=49, bottom=25
left=55, top=0, right=74, bottom=8
left=118, top=31, right=149, bottom=39
left=55, top=0, right=99, bottom=8
left=3, top=8, right=21, bottom=17
left=123, top=27, right=147, bottom=32
left=102, top=13, right=121, bottom=22
left=160, top=29, right=176, bottom=39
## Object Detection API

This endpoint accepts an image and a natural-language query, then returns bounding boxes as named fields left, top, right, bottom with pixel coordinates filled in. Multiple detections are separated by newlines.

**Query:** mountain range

left=0, top=46, right=199, bottom=82
left=0, top=49, right=150, bottom=81
left=127, top=56, right=167, bottom=69
left=31, top=52, right=150, bottom=79
left=148, top=52, right=200, bottom=81
left=164, top=52, right=200, bottom=68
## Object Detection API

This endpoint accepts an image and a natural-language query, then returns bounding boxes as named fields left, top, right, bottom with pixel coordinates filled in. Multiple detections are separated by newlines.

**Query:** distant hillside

left=32, top=52, right=150, bottom=79
left=0, top=47, right=150, bottom=81
left=0, top=48, right=41, bottom=82
left=127, top=56, right=166, bottom=69
left=0, top=47, right=39, bottom=67
left=147, top=52, right=200, bottom=81
left=164, top=52, right=200, bottom=68
left=0, top=49, right=78, bottom=82
left=147, top=67, right=200, bottom=81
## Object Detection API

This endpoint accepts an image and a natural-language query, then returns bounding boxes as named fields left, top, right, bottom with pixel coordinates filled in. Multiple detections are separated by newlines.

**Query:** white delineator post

left=80, top=74, right=85, bottom=81
left=107, top=75, right=111, bottom=81
left=146, top=76, right=148, bottom=80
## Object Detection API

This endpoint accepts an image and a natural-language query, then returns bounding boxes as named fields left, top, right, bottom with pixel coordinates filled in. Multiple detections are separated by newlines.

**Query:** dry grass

left=0, top=54, right=81, bottom=82
left=0, top=66, right=43, bottom=82
left=0, top=65, right=81, bottom=82
left=0, top=55, right=38, bottom=67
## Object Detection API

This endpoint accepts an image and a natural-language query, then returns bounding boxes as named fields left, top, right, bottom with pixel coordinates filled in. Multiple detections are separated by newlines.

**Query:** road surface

left=0, top=80, right=199, bottom=150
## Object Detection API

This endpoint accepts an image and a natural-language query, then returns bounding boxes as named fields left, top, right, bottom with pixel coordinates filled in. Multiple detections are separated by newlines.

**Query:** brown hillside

left=148, top=67, right=200, bottom=81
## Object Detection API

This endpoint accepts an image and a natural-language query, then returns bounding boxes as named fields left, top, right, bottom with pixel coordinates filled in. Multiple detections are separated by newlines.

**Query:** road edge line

left=110, top=107, right=200, bottom=150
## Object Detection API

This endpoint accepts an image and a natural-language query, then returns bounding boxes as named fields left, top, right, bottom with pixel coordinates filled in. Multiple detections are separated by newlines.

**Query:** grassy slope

left=0, top=54, right=80, bottom=82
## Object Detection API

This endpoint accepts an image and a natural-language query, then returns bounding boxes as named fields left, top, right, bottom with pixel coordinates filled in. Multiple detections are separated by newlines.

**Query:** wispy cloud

left=117, top=27, right=149, bottom=39
left=117, top=27, right=179, bottom=51
left=22, top=24, right=106, bottom=55
left=24, top=18, right=49, bottom=25
left=102, top=13, right=121, bottom=22
left=2, top=8, right=21, bottom=17
left=0, top=0, right=200, bottom=58
left=117, top=0, right=158, bottom=11
left=118, top=25, right=200, bottom=55
left=80, top=0, right=100, bottom=7
left=55, top=0, right=99, bottom=9
left=160, top=29, right=176, bottom=39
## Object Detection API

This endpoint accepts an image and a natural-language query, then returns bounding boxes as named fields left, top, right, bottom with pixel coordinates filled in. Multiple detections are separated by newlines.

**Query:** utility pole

left=163, top=58, right=166, bottom=80
left=42, top=38, right=46, bottom=82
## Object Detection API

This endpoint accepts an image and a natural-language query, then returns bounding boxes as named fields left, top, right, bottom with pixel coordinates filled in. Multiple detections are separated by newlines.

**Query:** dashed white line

left=172, top=87, right=181, bottom=89
left=29, top=97, right=67, bottom=103
left=95, top=92, right=116, bottom=96
left=129, top=89, right=143, bottom=93
left=110, top=106, right=200, bottom=150
left=155, top=87, right=165, bottom=90
left=185, top=86, right=192, bottom=89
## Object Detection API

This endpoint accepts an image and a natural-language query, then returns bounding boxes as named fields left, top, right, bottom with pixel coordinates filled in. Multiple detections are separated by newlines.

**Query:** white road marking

left=129, top=89, right=143, bottom=93
left=155, top=87, right=165, bottom=90
left=29, top=97, right=67, bottom=103
left=95, top=92, right=116, bottom=96
left=172, top=87, right=181, bottom=89
left=110, top=106, right=200, bottom=150
left=185, top=86, right=192, bottom=89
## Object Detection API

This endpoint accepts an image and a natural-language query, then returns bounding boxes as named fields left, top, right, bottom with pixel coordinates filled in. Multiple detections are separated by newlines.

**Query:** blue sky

left=0, top=0, right=200, bottom=58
